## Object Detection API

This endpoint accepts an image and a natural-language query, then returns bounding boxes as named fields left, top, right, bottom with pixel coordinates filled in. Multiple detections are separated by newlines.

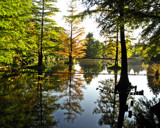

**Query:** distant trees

left=84, top=33, right=103, bottom=58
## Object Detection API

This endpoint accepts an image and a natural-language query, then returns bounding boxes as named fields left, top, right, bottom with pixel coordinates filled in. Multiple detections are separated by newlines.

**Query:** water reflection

left=0, top=59, right=160, bottom=128
left=94, top=69, right=137, bottom=127
left=131, top=63, right=160, bottom=128
left=78, top=59, right=105, bottom=84
left=0, top=67, right=59, bottom=127
left=0, top=71, right=36, bottom=127
left=51, top=63, right=85, bottom=124
left=35, top=69, right=59, bottom=127
left=93, top=78, right=119, bottom=127
left=134, top=97, right=160, bottom=128
left=128, top=58, right=144, bottom=74
left=147, top=63, right=160, bottom=96
left=0, top=62, right=86, bottom=127
left=94, top=58, right=151, bottom=128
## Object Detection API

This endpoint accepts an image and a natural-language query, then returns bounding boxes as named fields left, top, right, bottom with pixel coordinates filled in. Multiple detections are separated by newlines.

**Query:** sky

left=54, top=0, right=142, bottom=43
left=54, top=0, right=105, bottom=41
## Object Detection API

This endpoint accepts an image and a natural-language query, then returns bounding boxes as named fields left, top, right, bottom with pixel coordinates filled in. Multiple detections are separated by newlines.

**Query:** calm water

left=0, top=58, right=160, bottom=128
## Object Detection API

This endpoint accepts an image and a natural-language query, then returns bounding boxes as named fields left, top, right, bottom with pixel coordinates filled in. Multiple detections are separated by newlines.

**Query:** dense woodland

left=0, top=0, right=159, bottom=67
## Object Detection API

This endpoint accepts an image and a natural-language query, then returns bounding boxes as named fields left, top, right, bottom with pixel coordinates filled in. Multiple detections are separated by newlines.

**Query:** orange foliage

left=56, top=31, right=87, bottom=59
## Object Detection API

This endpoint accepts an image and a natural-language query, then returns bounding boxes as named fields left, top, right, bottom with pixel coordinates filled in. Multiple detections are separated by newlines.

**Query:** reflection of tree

left=134, top=97, right=160, bottom=128
left=94, top=69, right=135, bottom=128
left=0, top=75, right=37, bottom=127
left=0, top=69, right=59, bottom=127
left=31, top=69, right=59, bottom=127
left=78, top=59, right=104, bottom=84
left=116, top=82, right=132, bottom=128
left=61, top=65, right=85, bottom=122
left=147, top=63, right=160, bottom=96
left=44, top=61, right=68, bottom=91
left=128, top=59, right=144, bottom=74
left=93, top=79, right=119, bottom=127
left=52, top=63, right=85, bottom=123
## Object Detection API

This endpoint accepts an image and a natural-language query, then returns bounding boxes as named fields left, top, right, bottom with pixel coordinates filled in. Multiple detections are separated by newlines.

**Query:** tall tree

left=63, top=1, right=87, bottom=64
left=31, top=0, right=59, bottom=66
left=81, top=0, right=132, bottom=86
left=81, top=0, right=140, bottom=127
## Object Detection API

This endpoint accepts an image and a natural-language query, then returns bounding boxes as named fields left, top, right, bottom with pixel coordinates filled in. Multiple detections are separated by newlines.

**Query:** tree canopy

left=0, top=0, right=32, bottom=64
left=84, top=33, right=103, bottom=58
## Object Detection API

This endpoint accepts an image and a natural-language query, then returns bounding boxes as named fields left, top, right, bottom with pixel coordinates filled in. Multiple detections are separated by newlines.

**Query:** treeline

left=84, top=33, right=132, bottom=59
left=0, top=0, right=159, bottom=66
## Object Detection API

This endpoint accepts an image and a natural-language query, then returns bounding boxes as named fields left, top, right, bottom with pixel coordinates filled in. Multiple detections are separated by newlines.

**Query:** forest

left=0, top=0, right=159, bottom=67
left=0, top=0, right=160, bottom=128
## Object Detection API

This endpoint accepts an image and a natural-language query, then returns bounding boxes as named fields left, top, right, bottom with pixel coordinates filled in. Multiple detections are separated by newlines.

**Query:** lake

left=0, top=58, right=160, bottom=128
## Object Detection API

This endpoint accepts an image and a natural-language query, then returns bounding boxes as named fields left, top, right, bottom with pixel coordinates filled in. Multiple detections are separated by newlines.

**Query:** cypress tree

left=31, top=0, right=59, bottom=66
left=0, top=0, right=32, bottom=64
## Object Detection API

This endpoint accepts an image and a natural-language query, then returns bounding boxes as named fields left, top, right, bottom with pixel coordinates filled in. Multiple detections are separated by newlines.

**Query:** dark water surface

left=0, top=59, right=160, bottom=128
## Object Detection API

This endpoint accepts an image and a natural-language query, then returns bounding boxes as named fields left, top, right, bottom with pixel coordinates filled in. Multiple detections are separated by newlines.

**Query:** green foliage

left=81, top=0, right=160, bottom=62
left=128, top=0, right=160, bottom=61
left=0, top=0, right=32, bottom=64
left=84, top=33, right=103, bottom=58
left=31, top=0, right=61, bottom=65
left=0, top=0, right=62, bottom=65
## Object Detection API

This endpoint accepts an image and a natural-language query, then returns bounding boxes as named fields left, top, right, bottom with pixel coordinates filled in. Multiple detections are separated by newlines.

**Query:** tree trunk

left=117, top=0, right=129, bottom=88
left=115, top=23, right=119, bottom=67
left=38, top=0, right=44, bottom=66
left=69, top=20, right=73, bottom=64
left=116, top=0, right=130, bottom=127
left=119, top=24, right=129, bottom=84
